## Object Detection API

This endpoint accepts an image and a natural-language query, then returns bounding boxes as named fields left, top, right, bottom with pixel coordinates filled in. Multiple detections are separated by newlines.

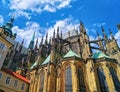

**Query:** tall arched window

left=78, top=67, right=86, bottom=92
left=65, top=66, right=72, bottom=92
left=109, top=67, right=120, bottom=91
left=39, top=72, right=45, bottom=92
left=97, top=67, right=109, bottom=92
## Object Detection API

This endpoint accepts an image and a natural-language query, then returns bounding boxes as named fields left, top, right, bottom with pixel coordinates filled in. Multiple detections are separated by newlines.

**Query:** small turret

left=5, top=15, right=14, bottom=30
left=101, top=26, right=108, bottom=41
left=1, top=15, right=15, bottom=38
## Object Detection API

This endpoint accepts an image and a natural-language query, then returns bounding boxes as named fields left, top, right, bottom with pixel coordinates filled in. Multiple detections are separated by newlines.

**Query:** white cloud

left=12, top=17, right=80, bottom=47
left=2, top=0, right=6, bottom=6
left=12, top=21, right=42, bottom=48
left=93, top=22, right=106, bottom=27
left=46, top=17, right=79, bottom=39
left=7, top=0, right=73, bottom=19
left=0, top=15, right=4, bottom=25
left=115, top=30, right=120, bottom=46
left=10, top=11, right=31, bottom=19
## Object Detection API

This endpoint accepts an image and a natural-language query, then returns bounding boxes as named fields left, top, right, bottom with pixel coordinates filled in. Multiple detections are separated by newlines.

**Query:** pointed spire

left=28, top=32, right=35, bottom=50
left=32, top=31, right=35, bottom=42
left=35, top=38, right=38, bottom=50
left=57, top=26, right=59, bottom=38
left=53, top=29, right=55, bottom=39
left=45, top=33, right=48, bottom=44
left=101, top=26, right=108, bottom=41
left=109, top=29, right=114, bottom=39
left=40, top=36, right=43, bottom=45
left=79, top=21, right=86, bottom=33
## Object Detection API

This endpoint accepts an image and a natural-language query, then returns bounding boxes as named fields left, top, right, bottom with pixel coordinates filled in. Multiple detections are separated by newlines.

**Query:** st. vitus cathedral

left=1, top=17, right=120, bottom=92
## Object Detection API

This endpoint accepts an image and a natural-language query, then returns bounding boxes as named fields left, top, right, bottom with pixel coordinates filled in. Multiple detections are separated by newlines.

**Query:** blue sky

left=0, top=0, right=120, bottom=47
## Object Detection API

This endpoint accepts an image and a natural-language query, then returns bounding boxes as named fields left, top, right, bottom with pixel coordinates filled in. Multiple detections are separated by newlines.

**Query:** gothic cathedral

left=28, top=22, right=120, bottom=92
left=1, top=17, right=120, bottom=92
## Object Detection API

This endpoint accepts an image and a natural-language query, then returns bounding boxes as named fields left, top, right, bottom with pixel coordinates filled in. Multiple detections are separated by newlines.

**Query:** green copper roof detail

left=32, top=31, right=35, bottom=42
left=64, top=50, right=80, bottom=58
left=30, top=61, right=37, bottom=69
left=42, top=55, right=50, bottom=65
left=92, top=52, right=109, bottom=59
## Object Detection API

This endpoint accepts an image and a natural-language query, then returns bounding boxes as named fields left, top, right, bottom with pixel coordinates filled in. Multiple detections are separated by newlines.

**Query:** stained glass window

left=78, top=67, right=86, bottom=92
left=65, top=66, right=72, bottom=92
left=109, top=67, right=120, bottom=91
left=39, top=72, right=45, bottom=92
left=97, top=67, right=109, bottom=92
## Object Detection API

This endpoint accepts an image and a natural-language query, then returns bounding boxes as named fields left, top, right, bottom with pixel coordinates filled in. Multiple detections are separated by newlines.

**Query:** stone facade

left=28, top=22, right=120, bottom=92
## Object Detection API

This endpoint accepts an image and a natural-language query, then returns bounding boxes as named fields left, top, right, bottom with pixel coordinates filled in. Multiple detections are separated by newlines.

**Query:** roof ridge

left=64, top=49, right=80, bottom=58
